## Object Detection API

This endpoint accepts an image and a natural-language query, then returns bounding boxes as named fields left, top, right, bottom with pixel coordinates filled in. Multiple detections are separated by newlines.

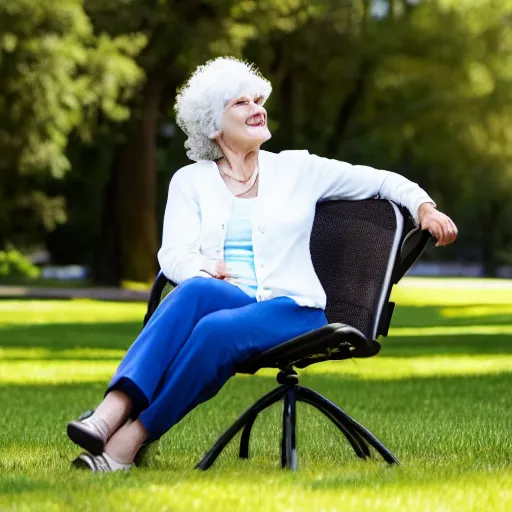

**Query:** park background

left=1, top=0, right=512, bottom=284
left=0, top=1, right=511, bottom=511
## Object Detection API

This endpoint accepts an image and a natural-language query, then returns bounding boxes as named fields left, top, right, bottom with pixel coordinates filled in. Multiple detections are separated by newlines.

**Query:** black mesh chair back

left=310, top=199, right=407, bottom=340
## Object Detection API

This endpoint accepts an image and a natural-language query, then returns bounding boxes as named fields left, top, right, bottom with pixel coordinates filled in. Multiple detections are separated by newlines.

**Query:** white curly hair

left=174, top=57, right=272, bottom=162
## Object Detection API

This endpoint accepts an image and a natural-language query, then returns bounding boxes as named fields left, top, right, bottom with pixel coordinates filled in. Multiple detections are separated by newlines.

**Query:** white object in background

left=41, top=265, right=88, bottom=280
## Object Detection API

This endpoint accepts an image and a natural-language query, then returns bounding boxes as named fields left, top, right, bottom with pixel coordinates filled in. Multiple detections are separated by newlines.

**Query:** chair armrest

left=143, top=271, right=175, bottom=327
left=394, top=226, right=433, bottom=283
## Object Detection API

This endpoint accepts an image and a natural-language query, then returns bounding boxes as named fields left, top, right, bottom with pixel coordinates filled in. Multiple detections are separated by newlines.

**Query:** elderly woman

left=67, top=57, right=457, bottom=471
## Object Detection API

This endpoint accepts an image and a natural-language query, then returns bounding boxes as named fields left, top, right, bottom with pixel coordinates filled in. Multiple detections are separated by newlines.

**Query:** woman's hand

left=418, top=203, right=458, bottom=247
left=214, top=260, right=231, bottom=280
left=201, top=260, right=233, bottom=280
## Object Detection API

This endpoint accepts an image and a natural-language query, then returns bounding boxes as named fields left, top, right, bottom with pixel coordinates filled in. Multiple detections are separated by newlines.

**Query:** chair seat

left=237, top=323, right=380, bottom=374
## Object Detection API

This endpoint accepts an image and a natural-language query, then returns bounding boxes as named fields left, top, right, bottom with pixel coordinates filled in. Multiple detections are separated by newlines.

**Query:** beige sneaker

left=67, top=418, right=109, bottom=456
left=72, top=452, right=133, bottom=472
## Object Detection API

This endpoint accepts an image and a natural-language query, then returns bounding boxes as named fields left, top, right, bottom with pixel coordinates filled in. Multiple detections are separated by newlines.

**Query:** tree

left=0, top=0, right=145, bottom=251
left=345, top=0, right=512, bottom=273
left=4, top=0, right=512, bottom=280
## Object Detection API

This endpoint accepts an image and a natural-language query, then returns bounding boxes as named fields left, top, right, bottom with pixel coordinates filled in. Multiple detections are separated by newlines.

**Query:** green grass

left=1, top=278, right=511, bottom=511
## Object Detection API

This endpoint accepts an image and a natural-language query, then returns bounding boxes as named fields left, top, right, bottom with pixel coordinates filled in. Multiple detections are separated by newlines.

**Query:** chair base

left=196, top=368, right=399, bottom=471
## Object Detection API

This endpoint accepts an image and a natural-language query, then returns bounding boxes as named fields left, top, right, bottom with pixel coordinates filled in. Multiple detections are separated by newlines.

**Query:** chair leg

left=239, top=415, right=256, bottom=459
left=297, top=392, right=370, bottom=460
left=281, top=386, right=297, bottom=470
left=297, top=386, right=399, bottom=464
left=196, top=385, right=290, bottom=470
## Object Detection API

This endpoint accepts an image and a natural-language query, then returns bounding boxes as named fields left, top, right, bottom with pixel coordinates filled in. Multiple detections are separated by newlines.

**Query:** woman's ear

left=208, top=129, right=222, bottom=140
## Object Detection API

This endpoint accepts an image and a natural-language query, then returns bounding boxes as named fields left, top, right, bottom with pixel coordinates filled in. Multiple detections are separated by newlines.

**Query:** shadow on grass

left=380, top=333, right=512, bottom=357
left=0, top=321, right=141, bottom=354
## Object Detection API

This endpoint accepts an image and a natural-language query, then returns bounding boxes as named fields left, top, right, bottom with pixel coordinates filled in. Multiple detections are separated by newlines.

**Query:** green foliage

left=0, top=0, right=145, bottom=177
left=1, top=0, right=512, bottom=276
left=0, top=0, right=146, bottom=250
left=0, top=249, right=40, bottom=280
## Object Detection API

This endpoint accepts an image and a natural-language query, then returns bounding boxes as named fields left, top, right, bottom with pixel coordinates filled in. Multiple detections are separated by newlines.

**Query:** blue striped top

left=223, top=198, right=258, bottom=297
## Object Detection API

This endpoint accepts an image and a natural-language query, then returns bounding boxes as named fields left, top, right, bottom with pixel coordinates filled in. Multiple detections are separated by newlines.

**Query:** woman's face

left=217, top=94, right=271, bottom=150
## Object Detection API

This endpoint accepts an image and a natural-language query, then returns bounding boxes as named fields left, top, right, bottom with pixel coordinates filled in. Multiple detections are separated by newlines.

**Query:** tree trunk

left=325, top=3, right=372, bottom=157
left=118, top=73, right=166, bottom=283
left=93, top=73, right=165, bottom=285
left=91, top=153, right=122, bottom=285
left=480, top=200, right=502, bottom=277
left=325, top=60, right=373, bottom=157
left=280, top=67, right=295, bottom=147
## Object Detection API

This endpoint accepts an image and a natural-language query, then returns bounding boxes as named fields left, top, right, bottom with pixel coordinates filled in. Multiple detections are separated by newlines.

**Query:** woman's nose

left=251, top=102, right=266, bottom=115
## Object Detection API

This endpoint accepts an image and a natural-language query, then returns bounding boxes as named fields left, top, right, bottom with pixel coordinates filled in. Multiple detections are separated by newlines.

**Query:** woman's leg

left=107, top=277, right=255, bottom=412
left=125, top=297, right=328, bottom=446
left=69, top=277, right=254, bottom=453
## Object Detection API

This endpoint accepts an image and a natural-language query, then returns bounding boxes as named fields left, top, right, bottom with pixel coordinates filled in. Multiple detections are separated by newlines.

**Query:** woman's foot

left=72, top=452, right=133, bottom=472
left=67, top=417, right=109, bottom=456
left=67, top=390, right=134, bottom=454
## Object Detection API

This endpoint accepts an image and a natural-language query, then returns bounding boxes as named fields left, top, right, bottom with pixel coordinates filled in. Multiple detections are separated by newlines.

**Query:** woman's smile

left=246, top=113, right=266, bottom=127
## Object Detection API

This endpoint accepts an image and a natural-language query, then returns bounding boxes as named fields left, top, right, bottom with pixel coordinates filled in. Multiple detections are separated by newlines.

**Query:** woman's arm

left=302, top=151, right=435, bottom=225
left=157, top=172, right=212, bottom=284
left=284, top=150, right=457, bottom=246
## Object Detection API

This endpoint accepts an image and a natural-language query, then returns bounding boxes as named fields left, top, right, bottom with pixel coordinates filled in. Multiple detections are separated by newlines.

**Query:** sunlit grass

left=0, top=299, right=145, bottom=325
left=0, top=360, right=118, bottom=384
left=391, top=325, right=512, bottom=335
left=0, top=347, right=125, bottom=360
left=391, top=278, right=512, bottom=306
left=3, top=354, right=512, bottom=385
left=441, top=305, right=512, bottom=318
left=1, top=277, right=512, bottom=511
left=300, top=355, right=512, bottom=379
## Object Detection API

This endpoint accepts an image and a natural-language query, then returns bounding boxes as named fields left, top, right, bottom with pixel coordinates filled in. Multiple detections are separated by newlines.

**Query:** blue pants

left=108, top=277, right=327, bottom=441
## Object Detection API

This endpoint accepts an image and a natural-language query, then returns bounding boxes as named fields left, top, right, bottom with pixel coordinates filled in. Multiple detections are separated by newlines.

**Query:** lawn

left=0, top=278, right=511, bottom=511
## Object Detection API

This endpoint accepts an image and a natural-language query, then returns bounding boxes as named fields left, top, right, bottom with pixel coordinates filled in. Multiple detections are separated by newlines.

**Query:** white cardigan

left=158, top=150, right=435, bottom=309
